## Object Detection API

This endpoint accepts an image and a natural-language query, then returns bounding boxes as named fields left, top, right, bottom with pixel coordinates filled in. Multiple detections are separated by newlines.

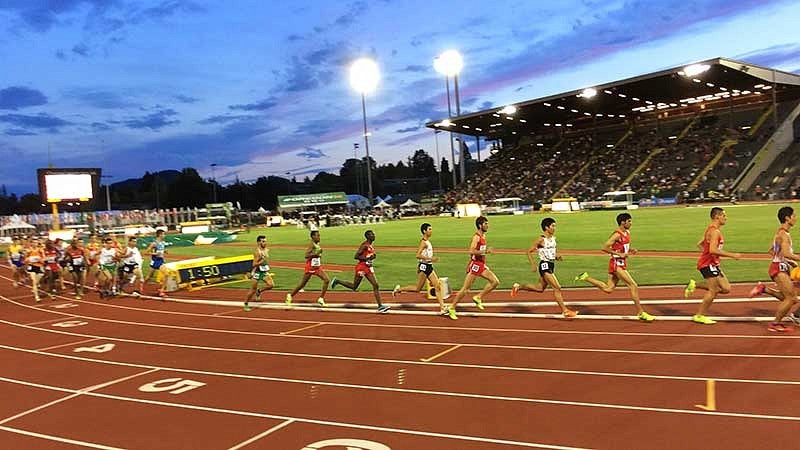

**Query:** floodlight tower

left=349, top=58, right=380, bottom=205
left=434, top=50, right=464, bottom=184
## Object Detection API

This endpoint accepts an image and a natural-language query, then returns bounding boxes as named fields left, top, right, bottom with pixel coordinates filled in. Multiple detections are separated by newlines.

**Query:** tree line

left=1, top=149, right=477, bottom=214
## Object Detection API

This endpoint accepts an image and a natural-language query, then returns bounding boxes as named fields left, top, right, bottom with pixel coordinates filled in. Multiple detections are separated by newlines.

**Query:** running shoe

left=748, top=281, right=765, bottom=298
left=132, top=290, right=141, bottom=297
left=440, top=305, right=449, bottom=316
left=638, top=311, right=656, bottom=322
left=787, top=312, right=800, bottom=325
left=768, top=322, right=792, bottom=333
left=472, top=295, right=484, bottom=310
left=684, top=279, right=696, bottom=299
left=34, top=296, right=41, bottom=303
left=285, top=293, right=292, bottom=305
left=255, top=288, right=262, bottom=301
left=377, top=304, right=391, bottom=313
left=575, top=272, right=589, bottom=282
left=317, top=297, right=326, bottom=307
left=692, top=314, right=716, bottom=325
left=330, top=277, right=338, bottom=289
left=511, top=283, right=520, bottom=298
left=447, top=305, right=458, bottom=320
left=243, top=303, right=251, bottom=312
left=158, top=290, right=166, bottom=298
left=392, top=284, right=401, bottom=297
left=563, top=309, right=578, bottom=318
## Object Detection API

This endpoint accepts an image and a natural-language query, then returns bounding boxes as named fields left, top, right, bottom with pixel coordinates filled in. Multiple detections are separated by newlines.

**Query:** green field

left=165, top=203, right=798, bottom=291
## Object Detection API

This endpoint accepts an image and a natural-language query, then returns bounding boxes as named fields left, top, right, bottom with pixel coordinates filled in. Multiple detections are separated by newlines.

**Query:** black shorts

left=122, top=263, right=138, bottom=274
left=698, top=265, right=722, bottom=279
left=538, top=260, right=555, bottom=277
left=27, top=266, right=42, bottom=274
left=69, top=265, right=85, bottom=273
left=417, top=262, right=434, bottom=277
left=59, top=260, right=68, bottom=268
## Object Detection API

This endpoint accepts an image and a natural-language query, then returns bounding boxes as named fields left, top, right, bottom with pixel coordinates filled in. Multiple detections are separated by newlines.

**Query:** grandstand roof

left=426, top=57, right=800, bottom=140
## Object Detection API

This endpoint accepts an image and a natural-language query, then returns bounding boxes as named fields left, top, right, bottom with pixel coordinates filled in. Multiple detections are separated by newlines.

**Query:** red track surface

left=1, top=264, right=798, bottom=450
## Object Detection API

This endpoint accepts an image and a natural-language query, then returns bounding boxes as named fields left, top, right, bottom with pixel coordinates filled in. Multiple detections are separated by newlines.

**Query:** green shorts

left=252, top=270, right=270, bottom=281
left=101, top=264, right=116, bottom=273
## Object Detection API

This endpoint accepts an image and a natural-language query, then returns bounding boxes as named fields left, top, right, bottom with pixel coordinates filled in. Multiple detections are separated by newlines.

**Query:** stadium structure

left=427, top=57, right=800, bottom=206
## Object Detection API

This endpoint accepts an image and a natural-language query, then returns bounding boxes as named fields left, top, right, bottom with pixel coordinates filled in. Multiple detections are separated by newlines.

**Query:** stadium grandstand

left=427, top=57, right=800, bottom=206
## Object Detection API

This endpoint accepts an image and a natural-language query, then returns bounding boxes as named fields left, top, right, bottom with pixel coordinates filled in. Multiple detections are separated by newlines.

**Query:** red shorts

left=305, top=259, right=322, bottom=275
left=608, top=258, right=627, bottom=274
left=466, top=260, right=487, bottom=276
left=769, top=262, right=790, bottom=279
left=355, top=262, right=374, bottom=277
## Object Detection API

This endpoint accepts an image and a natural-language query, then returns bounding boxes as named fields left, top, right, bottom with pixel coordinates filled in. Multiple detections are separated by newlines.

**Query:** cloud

left=297, top=147, right=327, bottom=159
left=0, top=86, right=48, bottom=110
left=123, top=108, right=179, bottom=131
left=0, top=113, right=72, bottom=131
left=4, top=128, right=37, bottom=136
left=403, top=65, right=428, bottom=73
left=90, top=122, right=112, bottom=131
left=229, top=97, right=278, bottom=111
left=396, top=126, right=420, bottom=133
left=72, top=43, right=90, bottom=57
left=294, top=119, right=349, bottom=139
left=736, top=43, right=800, bottom=68
left=174, top=94, right=199, bottom=104
left=197, top=114, right=259, bottom=125
left=287, top=34, right=304, bottom=42
left=66, top=89, right=137, bottom=109
left=333, top=1, right=367, bottom=28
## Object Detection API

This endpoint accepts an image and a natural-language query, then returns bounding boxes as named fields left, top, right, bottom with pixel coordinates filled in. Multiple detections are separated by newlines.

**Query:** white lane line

left=23, top=317, right=74, bottom=326
left=1, top=276, right=791, bottom=340
left=0, top=368, right=158, bottom=426
left=0, top=425, right=125, bottom=450
left=1, top=296, right=796, bottom=360
left=226, top=419, right=295, bottom=450
left=36, top=338, right=98, bottom=352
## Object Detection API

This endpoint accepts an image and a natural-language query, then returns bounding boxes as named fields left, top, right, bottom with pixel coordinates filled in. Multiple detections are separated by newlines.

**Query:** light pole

left=353, top=143, right=362, bottom=195
left=434, top=129, right=443, bottom=190
left=101, top=175, right=113, bottom=212
left=210, top=163, right=218, bottom=203
left=434, top=50, right=464, bottom=186
left=349, top=57, right=380, bottom=205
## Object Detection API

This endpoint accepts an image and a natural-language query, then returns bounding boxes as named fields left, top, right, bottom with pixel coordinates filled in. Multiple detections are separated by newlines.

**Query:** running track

left=0, top=264, right=798, bottom=450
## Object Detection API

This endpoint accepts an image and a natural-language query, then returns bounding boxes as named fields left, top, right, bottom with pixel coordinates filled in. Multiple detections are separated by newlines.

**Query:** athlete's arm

left=252, top=249, right=261, bottom=269
left=601, top=232, right=623, bottom=258
left=467, top=234, right=482, bottom=256
left=708, top=229, right=741, bottom=259
left=527, top=237, right=543, bottom=268
left=304, top=242, right=315, bottom=260
left=354, top=243, right=367, bottom=261
left=777, top=233, right=800, bottom=262
left=414, top=240, right=428, bottom=262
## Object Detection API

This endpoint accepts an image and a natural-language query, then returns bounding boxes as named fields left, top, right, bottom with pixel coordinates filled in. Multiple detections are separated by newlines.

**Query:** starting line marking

left=227, top=419, right=296, bottom=450
left=0, top=425, right=124, bottom=450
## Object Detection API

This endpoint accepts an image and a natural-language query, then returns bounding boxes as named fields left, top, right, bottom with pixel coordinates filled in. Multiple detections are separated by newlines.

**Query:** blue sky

left=1, top=0, right=799, bottom=195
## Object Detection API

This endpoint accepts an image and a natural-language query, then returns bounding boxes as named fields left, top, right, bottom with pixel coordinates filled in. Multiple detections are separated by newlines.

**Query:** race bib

left=11, top=253, right=21, bottom=261
left=310, top=257, right=321, bottom=267
left=28, top=256, right=40, bottom=263
left=418, top=262, right=428, bottom=272
left=365, top=259, right=373, bottom=266
left=259, top=264, right=269, bottom=272
left=72, top=256, right=84, bottom=265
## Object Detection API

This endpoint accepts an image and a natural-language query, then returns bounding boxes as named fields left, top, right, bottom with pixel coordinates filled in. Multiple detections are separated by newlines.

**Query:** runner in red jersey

left=331, top=230, right=389, bottom=313
left=684, top=207, right=742, bottom=325
left=447, top=216, right=499, bottom=320
left=574, top=213, right=655, bottom=321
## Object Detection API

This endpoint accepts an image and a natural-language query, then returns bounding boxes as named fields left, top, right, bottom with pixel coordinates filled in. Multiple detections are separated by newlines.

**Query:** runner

left=86, top=234, right=101, bottom=289
left=511, top=217, right=577, bottom=318
left=392, top=223, right=447, bottom=316
left=24, top=238, right=44, bottom=302
left=118, top=236, right=144, bottom=296
left=42, top=240, right=61, bottom=298
left=244, top=235, right=274, bottom=311
left=684, top=207, right=742, bottom=325
left=574, top=213, right=655, bottom=321
left=7, top=236, right=25, bottom=287
left=97, top=237, right=118, bottom=298
left=65, top=238, right=88, bottom=298
left=331, top=230, right=390, bottom=313
left=762, top=207, right=800, bottom=332
left=143, top=229, right=168, bottom=296
left=447, top=216, right=499, bottom=320
left=285, top=230, right=329, bottom=307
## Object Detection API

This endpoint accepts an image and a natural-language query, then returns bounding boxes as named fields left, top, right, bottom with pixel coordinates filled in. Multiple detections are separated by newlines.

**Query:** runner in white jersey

left=119, top=236, right=144, bottom=296
left=511, top=217, right=578, bottom=318
left=392, top=223, right=446, bottom=315
left=98, top=238, right=119, bottom=298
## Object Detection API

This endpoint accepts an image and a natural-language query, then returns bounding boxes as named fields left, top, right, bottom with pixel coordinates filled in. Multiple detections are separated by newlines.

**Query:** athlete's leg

left=364, top=272, right=382, bottom=306
left=773, top=273, right=797, bottom=323
left=542, top=272, right=574, bottom=315
left=451, top=272, right=478, bottom=308
left=290, top=273, right=313, bottom=297
left=336, top=273, right=363, bottom=291
left=396, top=272, right=427, bottom=295
left=476, top=269, right=500, bottom=299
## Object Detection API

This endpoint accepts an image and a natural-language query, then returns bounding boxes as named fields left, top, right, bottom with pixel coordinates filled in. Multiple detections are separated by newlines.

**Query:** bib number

left=310, top=257, right=321, bottom=267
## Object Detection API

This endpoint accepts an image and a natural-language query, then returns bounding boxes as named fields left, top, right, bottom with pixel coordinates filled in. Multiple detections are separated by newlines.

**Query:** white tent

left=400, top=199, right=420, bottom=207
left=374, top=200, right=391, bottom=208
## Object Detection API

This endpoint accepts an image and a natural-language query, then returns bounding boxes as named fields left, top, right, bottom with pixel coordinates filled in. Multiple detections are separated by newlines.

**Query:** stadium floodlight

left=682, top=64, right=710, bottom=77
left=498, top=105, right=517, bottom=115
left=580, top=88, right=597, bottom=98
left=349, top=57, right=380, bottom=204
left=434, top=49, right=463, bottom=77
left=349, top=58, right=380, bottom=94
